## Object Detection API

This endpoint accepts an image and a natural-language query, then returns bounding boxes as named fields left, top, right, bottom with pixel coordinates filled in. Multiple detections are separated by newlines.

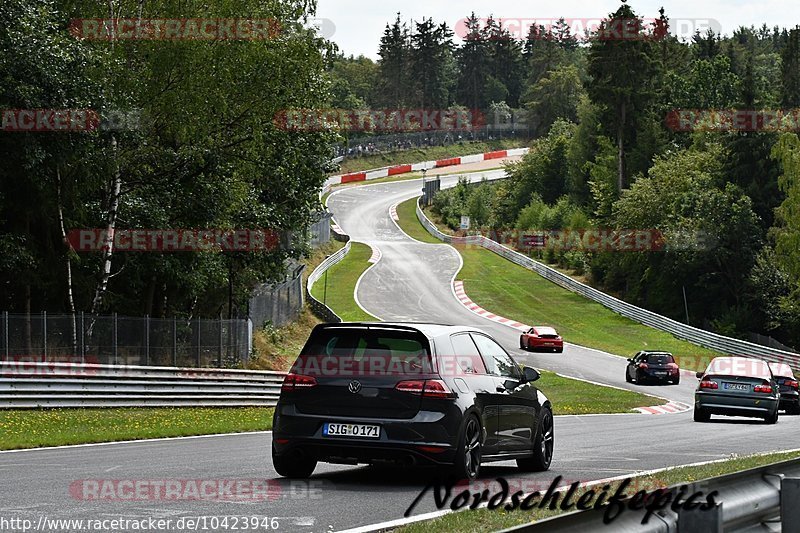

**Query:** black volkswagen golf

left=272, top=323, right=554, bottom=479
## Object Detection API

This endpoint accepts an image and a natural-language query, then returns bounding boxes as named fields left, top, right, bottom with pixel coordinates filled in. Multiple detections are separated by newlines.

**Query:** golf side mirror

left=522, top=366, right=540, bottom=383
left=696, top=371, right=704, bottom=379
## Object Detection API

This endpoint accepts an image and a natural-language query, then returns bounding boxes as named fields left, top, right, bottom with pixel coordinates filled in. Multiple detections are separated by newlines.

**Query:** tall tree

left=375, top=14, right=411, bottom=108
left=409, top=18, right=454, bottom=109
left=455, top=13, right=489, bottom=110
left=586, top=1, right=657, bottom=192
left=782, top=27, right=800, bottom=107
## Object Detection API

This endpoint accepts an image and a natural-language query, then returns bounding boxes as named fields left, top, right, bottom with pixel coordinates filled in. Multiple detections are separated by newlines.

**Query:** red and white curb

left=452, top=280, right=691, bottom=416
left=453, top=281, right=528, bottom=332
left=324, top=147, right=530, bottom=191
left=635, top=401, right=692, bottom=415
left=389, top=203, right=399, bottom=222
left=368, top=245, right=382, bottom=264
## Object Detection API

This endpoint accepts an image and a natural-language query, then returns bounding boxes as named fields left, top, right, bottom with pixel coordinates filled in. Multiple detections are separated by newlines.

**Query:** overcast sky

left=316, top=0, right=800, bottom=59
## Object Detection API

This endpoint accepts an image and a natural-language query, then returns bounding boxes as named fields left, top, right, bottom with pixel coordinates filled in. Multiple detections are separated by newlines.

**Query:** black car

left=625, top=351, right=680, bottom=385
left=272, top=322, right=554, bottom=480
left=770, top=363, right=800, bottom=415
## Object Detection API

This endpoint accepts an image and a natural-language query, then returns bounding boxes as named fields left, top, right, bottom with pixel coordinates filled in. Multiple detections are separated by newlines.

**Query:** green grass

left=396, top=449, right=800, bottom=533
left=337, top=139, right=528, bottom=174
left=0, top=407, right=274, bottom=450
left=310, top=242, right=378, bottom=322
left=536, top=371, right=663, bottom=415
left=396, top=196, right=441, bottom=243
left=395, top=196, right=720, bottom=371
left=457, top=247, right=720, bottom=371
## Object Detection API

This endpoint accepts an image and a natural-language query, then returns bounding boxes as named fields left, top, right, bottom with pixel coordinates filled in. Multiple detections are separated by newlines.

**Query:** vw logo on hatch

left=348, top=380, right=362, bottom=394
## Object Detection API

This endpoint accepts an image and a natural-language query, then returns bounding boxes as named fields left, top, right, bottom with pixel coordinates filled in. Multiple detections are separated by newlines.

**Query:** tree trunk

left=89, top=135, right=122, bottom=317
left=56, top=167, right=77, bottom=353
left=617, top=101, right=626, bottom=193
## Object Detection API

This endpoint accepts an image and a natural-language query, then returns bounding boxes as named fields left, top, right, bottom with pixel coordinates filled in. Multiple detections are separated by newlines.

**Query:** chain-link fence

left=333, top=125, right=531, bottom=159
left=0, top=312, right=252, bottom=367
left=249, top=262, right=305, bottom=329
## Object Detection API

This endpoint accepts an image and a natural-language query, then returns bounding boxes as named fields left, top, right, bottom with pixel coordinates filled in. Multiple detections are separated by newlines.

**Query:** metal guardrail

left=416, top=197, right=800, bottom=368
left=306, top=240, right=352, bottom=323
left=500, top=457, right=800, bottom=532
left=0, top=362, right=285, bottom=408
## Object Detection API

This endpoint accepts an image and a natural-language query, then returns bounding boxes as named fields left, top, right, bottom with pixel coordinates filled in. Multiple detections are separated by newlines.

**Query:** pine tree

left=782, top=27, right=800, bottom=107
left=376, top=14, right=411, bottom=108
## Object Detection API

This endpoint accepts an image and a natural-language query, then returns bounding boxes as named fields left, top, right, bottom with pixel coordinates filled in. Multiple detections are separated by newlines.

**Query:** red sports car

left=520, top=326, right=563, bottom=353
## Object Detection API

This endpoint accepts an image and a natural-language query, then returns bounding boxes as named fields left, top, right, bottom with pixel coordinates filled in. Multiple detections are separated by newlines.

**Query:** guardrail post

left=3, top=311, right=8, bottom=360
left=144, top=315, right=150, bottom=366
left=42, top=310, right=47, bottom=361
left=112, top=312, right=118, bottom=365
left=782, top=477, right=800, bottom=526
left=679, top=502, right=722, bottom=533
left=172, top=316, right=177, bottom=366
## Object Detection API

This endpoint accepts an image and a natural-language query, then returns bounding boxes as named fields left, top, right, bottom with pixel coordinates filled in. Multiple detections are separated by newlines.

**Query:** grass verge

left=0, top=407, right=274, bottom=450
left=536, top=370, right=664, bottom=415
left=337, top=140, right=528, bottom=174
left=393, top=197, right=719, bottom=371
left=395, top=197, right=441, bottom=244
left=310, top=242, right=378, bottom=322
left=395, top=449, right=800, bottom=533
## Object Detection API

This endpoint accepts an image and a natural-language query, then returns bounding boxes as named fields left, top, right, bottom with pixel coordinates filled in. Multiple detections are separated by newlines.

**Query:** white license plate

left=723, top=382, right=749, bottom=391
left=323, top=423, right=381, bottom=439
left=655, top=372, right=667, bottom=376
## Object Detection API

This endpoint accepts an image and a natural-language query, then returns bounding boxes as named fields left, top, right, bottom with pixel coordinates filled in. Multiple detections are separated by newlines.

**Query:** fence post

left=196, top=317, right=201, bottom=367
left=144, top=315, right=150, bottom=366
left=218, top=317, right=223, bottom=368
left=79, top=312, right=84, bottom=362
left=42, top=310, right=47, bottom=361
left=112, top=312, right=118, bottom=365
left=172, top=316, right=177, bottom=366
left=3, top=311, right=8, bottom=360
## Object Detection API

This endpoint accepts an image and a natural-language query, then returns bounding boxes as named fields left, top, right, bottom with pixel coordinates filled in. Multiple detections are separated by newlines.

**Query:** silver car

left=694, top=357, right=780, bottom=424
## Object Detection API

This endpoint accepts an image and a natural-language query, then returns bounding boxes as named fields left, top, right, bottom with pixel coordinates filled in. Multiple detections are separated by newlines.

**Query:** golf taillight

left=281, top=373, right=317, bottom=391
left=787, top=379, right=799, bottom=390
left=396, top=379, right=455, bottom=399
left=639, top=363, right=649, bottom=369
left=667, top=363, right=680, bottom=374
left=754, top=384, right=773, bottom=393
left=700, top=380, right=718, bottom=390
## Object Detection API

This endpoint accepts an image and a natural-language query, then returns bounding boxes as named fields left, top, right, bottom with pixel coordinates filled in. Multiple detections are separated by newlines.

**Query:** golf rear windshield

left=647, top=354, right=675, bottom=364
left=297, top=328, right=433, bottom=375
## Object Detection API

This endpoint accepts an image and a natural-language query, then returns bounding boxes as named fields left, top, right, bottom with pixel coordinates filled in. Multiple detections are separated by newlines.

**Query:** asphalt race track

left=3, top=162, right=800, bottom=532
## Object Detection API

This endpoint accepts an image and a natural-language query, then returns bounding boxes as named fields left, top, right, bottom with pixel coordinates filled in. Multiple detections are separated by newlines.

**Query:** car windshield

left=297, top=328, right=433, bottom=376
left=646, top=354, right=674, bottom=364
left=705, top=358, right=772, bottom=379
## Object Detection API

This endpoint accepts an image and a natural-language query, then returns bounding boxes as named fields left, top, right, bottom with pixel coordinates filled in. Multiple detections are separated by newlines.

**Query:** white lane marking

left=0, top=430, right=272, bottom=454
